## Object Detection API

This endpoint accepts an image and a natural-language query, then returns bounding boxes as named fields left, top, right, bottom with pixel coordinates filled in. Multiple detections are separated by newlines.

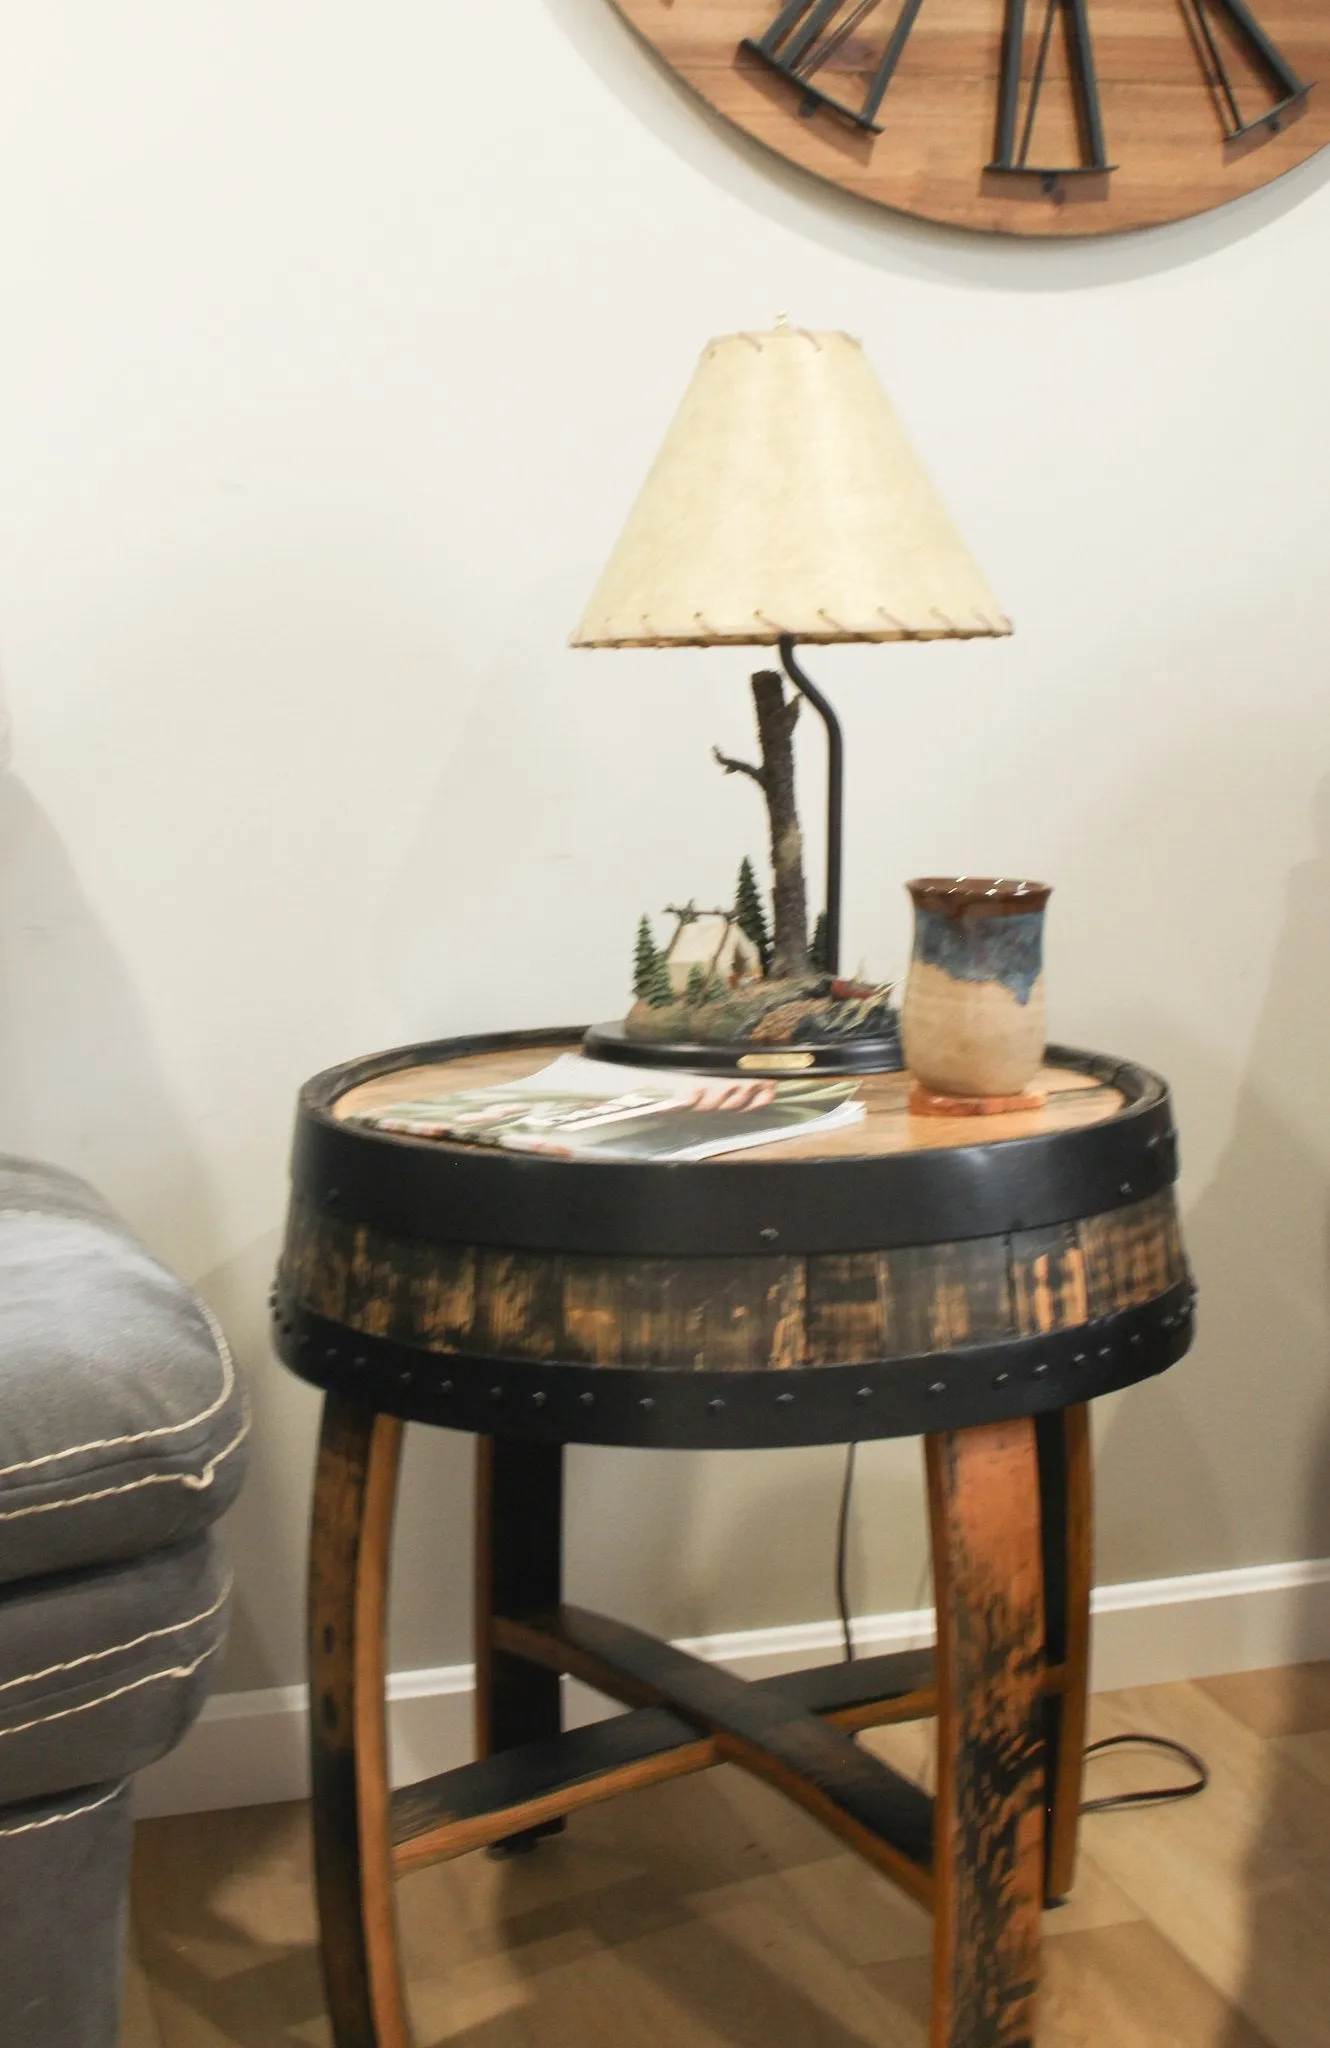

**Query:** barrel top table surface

left=277, top=1027, right=1192, bottom=1452
left=330, top=1037, right=1125, bottom=1160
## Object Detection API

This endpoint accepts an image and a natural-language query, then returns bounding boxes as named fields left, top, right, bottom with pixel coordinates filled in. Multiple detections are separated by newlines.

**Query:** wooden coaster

left=909, top=1081, right=1048, bottom=1118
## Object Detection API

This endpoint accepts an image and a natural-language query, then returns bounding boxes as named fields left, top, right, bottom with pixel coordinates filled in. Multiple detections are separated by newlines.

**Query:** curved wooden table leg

left=309, top=1395, right=410, bottom=2048
left=927, top=1418, right=1045, bottom=2048
left=1038, top=1405, right=1093, bottom=1905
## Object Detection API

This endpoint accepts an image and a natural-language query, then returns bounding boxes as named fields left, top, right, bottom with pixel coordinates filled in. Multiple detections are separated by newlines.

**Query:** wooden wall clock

left=607, top=0, right=1330, bottom=235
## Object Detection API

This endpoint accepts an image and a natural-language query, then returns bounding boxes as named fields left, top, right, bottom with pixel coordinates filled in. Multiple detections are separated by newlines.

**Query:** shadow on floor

left=131, top=1758, right=931, bottom=2048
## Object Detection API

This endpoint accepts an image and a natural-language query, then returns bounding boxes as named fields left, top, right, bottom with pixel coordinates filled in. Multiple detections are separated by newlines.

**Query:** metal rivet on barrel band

left=776, top=1391, right=795, bottom=1405
left=325, top=1347, right=338, bottom=1362
left=353, top=1355, right=368, bottom=1370
left=708, top=1398, right=725, bottom=1413
left=993, top=1371, right=1010, bottom=1388
left=1099, top=1346, right=1113, bottom=1360
left=639, top=1396, right=655, bottom=1411
left=855, top=1387, right=872, bottom=1402
left=1120, top=1182, right=1133, bottom=1197
left=489, top=1386, right=503, bottom=1401
left=579, top=1390, right=595, bottom=1406
left=1073, top=1353, right=1086, bottom=1365
left=440, top=1381, right=453, bottom=1395
left=927, top=1381, right=946, bottom=1397
left=1031, top=1361, right=1050, bottom=1379
left=531, top=1391, right=547, bottom=1407
left=400, top=1370, right=413, bottom=1387
left=760, top=1226, right=779, bottom=1243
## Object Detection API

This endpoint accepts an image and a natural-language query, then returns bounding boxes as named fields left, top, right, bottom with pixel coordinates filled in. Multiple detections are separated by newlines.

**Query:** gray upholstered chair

left=0, top=1157, right=247, bottom=2047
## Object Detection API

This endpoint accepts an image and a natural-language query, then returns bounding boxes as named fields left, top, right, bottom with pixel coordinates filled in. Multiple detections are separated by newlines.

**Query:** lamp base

left=583, top=1020, right=903, bottom=1077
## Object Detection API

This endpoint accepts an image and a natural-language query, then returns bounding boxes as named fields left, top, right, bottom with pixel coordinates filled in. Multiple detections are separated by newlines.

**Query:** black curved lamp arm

left=779, top=634, right=843, bottom=977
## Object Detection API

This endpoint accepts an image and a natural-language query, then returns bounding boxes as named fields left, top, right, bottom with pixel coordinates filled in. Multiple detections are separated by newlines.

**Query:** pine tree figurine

left=644, top=951, right=676, bottom=1008
left=684, top=963, right=708, bottom=1004
left=734, top=857, right=772, bottom=976
left=809, top=911, right=830, bottom=974
left=632, top=915, right=660, bottom=999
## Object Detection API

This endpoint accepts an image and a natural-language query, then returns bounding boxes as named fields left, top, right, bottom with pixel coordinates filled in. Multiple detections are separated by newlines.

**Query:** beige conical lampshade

left=572, top=325, right=1010, bottom=648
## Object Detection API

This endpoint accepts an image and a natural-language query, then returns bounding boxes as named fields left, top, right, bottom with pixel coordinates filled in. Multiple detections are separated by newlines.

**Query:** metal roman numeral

left=741, top=0, right=1313, bottom=170
left=740, top=0, right=927, bottom=134
left=987, top=0, right=1114, bottom=182
left=1180, top=0, right=1310, bottom=141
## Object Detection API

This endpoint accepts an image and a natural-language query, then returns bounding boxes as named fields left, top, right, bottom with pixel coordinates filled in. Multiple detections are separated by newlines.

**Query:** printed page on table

left=342, top=1057, right=865, bottom=1163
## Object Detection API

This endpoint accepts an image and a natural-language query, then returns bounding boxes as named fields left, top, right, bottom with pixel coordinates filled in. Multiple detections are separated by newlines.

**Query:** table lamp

left=573, top=320, right=1010, bottom=1075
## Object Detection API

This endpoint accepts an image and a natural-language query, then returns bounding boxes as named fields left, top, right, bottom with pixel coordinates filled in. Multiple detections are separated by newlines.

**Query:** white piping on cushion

left=0, top=1782, right=126, bottom=1839
left=0, top=1298, right=239, bottom=1480
left=0, top=1407, right=250, bottom=1523
left=0, top=1639, right=222, bottom=1741
left=0, top=1574, right=232, bottom=1694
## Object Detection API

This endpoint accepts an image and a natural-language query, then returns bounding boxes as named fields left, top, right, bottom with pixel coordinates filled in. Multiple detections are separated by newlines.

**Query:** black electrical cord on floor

left=835, top=1441, right=857, bottom=1662
left=833, top=1444, right=1210, bottom=1813
left=1079, top=1733, right=1210, bottom=1812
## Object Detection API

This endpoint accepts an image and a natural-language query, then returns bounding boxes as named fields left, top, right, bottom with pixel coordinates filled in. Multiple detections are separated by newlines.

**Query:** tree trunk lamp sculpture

left=574, top=321, right=1011, bottom=1075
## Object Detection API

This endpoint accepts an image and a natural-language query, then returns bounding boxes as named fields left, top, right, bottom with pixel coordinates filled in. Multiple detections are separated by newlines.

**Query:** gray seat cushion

left=0, top=1531, right=228, bottom=1804
left=0, top=1158, right=248, bottom=1585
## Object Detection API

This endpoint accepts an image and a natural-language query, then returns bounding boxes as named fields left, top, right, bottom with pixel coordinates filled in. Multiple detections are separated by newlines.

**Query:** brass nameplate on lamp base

left=583, top=1019, right=901, bottom=1077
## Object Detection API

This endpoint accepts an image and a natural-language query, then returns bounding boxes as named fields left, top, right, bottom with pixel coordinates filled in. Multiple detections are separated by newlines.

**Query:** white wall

left=2, top=0, right=1330, bottom=1697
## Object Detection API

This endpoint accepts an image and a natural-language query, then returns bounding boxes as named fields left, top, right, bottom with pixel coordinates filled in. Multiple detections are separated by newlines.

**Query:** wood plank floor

left=123, top=1664, right=1330, bottom=2047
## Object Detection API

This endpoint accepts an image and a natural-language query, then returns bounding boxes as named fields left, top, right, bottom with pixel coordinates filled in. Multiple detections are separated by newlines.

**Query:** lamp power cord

left=832, top=1445, right=1210, bottom=1815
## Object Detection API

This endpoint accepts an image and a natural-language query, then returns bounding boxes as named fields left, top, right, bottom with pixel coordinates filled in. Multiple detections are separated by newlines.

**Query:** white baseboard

left=135, top=1555, right=1330, bottom=1818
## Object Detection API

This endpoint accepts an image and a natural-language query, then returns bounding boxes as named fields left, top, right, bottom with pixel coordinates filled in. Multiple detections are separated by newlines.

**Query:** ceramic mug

left=901, top=877, right=1051, bottom=1097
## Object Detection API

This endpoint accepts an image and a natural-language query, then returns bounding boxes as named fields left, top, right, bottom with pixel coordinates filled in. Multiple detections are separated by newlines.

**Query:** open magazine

left=344, top=1053, right=865, bottom=1163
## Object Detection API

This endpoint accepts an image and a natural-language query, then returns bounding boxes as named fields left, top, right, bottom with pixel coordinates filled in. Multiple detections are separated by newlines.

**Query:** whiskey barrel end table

left=273, top=1029, right=1194, bottom=2048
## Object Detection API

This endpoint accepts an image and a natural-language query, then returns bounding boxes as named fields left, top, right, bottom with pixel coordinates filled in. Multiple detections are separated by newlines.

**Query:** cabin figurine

left=662, top=905, right=762, bottom=998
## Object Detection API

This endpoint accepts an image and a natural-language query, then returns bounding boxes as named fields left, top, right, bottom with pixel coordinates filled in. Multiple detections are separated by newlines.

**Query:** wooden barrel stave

left=280, top=1186, right=1187, bottom=1373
